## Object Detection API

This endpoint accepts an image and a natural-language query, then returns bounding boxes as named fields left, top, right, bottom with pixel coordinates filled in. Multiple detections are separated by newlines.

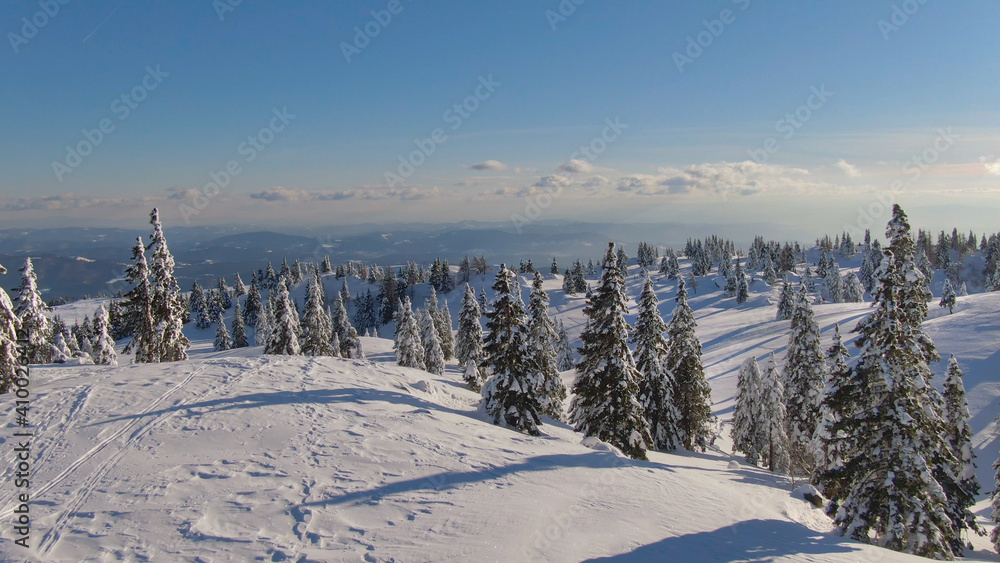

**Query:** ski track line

left=35, top=358, right=264, bottom=556
left=0, top=383, right=98, bottom=522
left=2, top=364, right=210, bottom=526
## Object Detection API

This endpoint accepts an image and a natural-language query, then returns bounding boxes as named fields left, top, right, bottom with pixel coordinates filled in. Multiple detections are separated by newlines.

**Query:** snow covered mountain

left=2, top=263, right=1000, bottom=561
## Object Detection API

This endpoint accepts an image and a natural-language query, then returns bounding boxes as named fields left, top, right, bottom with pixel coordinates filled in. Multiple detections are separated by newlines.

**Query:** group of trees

left=463, top=243, right=716, bottom=461
left=0, top=258, right=118, bottom=391
left=735, top=206, right=983, bottom=559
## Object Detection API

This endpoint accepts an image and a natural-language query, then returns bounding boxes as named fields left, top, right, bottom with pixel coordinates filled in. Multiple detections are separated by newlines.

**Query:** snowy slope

left=3, top=261, right=1000, bottom=561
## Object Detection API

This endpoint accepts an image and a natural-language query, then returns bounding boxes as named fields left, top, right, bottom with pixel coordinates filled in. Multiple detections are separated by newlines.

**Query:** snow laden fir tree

left=481, top=265, right=543, bottom=435
left=631, top=278, right=680, bottom=451
left=527, top=272, right=567, bottom=420
left=16, top=257, right=51, bottom=364
left=667, top=278, right=715, bottom=452
left=570, top=244, right=651, bottom=460
left=782, top=286, right=827, bottom=475
left=822, top=205, right=969, bottom=559
left=0, top=263, right=22, bottom=393
left=731, top=356, right=766, bottom=466
left=394, top=298, right=424, bottom=370
left=455, top=284, right=485, bottom=391
left=419, top=309, right=446, bottom=376
left=147, top=209, right=190, bottom=362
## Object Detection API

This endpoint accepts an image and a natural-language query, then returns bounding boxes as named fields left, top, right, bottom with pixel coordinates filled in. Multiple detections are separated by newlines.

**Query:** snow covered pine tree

left=666, top=278, right=715, bottom=452
left=632, top=278, right=680, bottom=451
left=830, top=205, right=959, bottom=559
left=481, top=265, right=543, bottom=435
left=569, top=244, right=651, bottom=459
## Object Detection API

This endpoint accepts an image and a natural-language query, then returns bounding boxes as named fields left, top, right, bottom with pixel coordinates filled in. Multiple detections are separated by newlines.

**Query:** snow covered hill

left=3, top=264, right=1000, bottom=561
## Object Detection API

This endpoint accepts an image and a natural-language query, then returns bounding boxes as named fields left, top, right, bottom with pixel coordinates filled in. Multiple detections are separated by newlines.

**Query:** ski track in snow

left=25, top=358, right=260, bottom=557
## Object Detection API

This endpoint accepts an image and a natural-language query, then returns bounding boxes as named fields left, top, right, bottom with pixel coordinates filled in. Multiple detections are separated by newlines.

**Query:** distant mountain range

left=0, top=221, right=812, bottom=301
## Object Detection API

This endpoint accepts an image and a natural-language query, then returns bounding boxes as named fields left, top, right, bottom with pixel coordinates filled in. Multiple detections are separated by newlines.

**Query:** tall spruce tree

left=92, top=305, right=118, bottom=366
left=419, top=309, right=446, bottom=375
left=301, top=273, right=335, bottom=356
left=776, top=282, right=796, bottom=321
left=147, top=209, right=189, bottom=362
left=667, top=278, right=715, bottom=452
left=941, top=355, right=981, bottom=550
left=812, top=324, right=851, bottom=502
left=255, top=301, right=273, bottom=347
left=732, top=356, right=765, bottom=465
left=331, top=295, right=359, bottom=358
left=632, top=278, right=681, bottom=451
left=569, top=244, right=651, bottom=459
left=243, top=280, right=262, bottom=328
left=427, top=290, right=455, bottom=361
left=190, top=281, right=210, bottom=329
left=214, top=312, right=232, bottom=352
left=735, top=258, right=750, bottom=304
left=266, top=278, right=301, bottom=355
left=555, top=320, right=575, bottom=372
left=16, top=258, right=51, bottom=364
left=481, top=265, right=542, bottom=435
left=831, top=205, right=956, bottom=559
left=0, top=264, right=21, bottom=392
left=394, top=298, right=424, bottom=369
left=760, top=354, right=790, bottom=473
left=843, top=273, right=865, bottom=303
left=455, top=284, right=484, bottom=370
left=782, top=286, right=827, bottom=475
left=233, top=273, right=247, bottom=297
left=527, top=272, right=567, bottom=420
left=123, top=237, right=157, bottom=363
left=231, top=301, right=249, bottom=349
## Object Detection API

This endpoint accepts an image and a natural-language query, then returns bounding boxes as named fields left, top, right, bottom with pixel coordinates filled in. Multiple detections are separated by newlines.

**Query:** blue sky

left=2, top=0, right=999, bottom=235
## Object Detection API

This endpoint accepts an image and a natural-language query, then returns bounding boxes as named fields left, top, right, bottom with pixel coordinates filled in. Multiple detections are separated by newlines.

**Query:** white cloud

left=612, top=161, right=812, bottom=198
left=557, top=159, right=595, bottom=174
left=581, top=175, right=609, bottom=187
left=467, top=160, right=508, bottom=171
left=0, top=193, right=156, bottom=211
left=534, top=175, right=571, bottom=189
left=249, top=187, right=312, bottom=202
left=616, top=175, right=658, bottom=192
left=514, top=166, right=538, bottom=175
left=251, top=185, right=445, bottom=203
left=835, top=159, right=861, bottom=177
left=980, top=155, right=1000, bottom=176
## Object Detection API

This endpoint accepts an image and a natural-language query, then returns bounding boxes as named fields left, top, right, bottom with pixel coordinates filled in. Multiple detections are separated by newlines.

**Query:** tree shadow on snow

left=583, top=519, right=861, bottom=562
left=298, top=452, right=675, bottom=509
left=89, top=386, right=475, bottom=425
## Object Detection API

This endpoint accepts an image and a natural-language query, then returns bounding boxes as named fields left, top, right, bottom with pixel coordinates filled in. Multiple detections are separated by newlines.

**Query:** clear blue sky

left=2, top=0, right=999, bottom=235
